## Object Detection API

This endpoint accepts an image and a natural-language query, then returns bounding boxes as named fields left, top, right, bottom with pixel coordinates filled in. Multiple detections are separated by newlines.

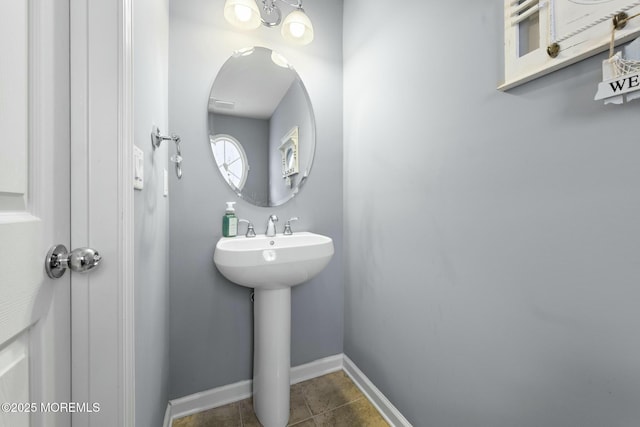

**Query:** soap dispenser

left=222, top=202, right=238, bottom=237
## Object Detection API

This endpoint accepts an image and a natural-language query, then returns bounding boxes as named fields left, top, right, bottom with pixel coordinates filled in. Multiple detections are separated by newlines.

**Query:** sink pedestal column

left=253, top=288, right=291, bottom=427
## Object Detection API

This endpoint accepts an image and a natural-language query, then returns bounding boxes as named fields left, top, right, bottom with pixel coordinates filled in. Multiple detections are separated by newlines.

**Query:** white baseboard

left=163, top=353, right=411, bottom=427
left=162, top=404, right=172, bottom=427
left=343, top=355, right=412, bottom=427
left=290, top=353, right=343, bottom=384
left=162, top=378, right=252, bottom=427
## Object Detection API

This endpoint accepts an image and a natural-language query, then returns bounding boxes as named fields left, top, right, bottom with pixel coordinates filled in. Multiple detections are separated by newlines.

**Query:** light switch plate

left=133, top=145, right=144, bottom=190
left=163, top=168, right=168, bottom=197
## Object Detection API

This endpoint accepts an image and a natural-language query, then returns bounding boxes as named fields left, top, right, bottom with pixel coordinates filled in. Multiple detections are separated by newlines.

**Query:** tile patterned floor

left=172, top=371, right=389, bottom=427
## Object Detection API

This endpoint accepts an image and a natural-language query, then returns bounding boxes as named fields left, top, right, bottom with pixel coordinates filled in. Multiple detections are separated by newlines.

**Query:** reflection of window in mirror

left=210, top=134, right=249, bottom=191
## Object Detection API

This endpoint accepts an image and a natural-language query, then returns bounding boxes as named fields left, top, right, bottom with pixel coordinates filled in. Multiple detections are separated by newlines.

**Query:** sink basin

left=213, top=232, right=334, bottom=290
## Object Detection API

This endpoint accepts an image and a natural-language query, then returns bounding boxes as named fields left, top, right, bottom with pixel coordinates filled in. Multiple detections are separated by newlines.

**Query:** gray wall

left=133, top=0, right=170, bottom=425
left=343, top=1, right=640, bottom=426
left=210, top=113, right=270, bottom=205
left=269, top=80, right=315, bottom=205
left=168, top=0, right=343, bottom=399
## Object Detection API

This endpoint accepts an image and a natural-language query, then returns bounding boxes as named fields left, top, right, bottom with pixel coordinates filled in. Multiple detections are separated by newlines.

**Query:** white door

left=0, top=1, right=72, bottom=426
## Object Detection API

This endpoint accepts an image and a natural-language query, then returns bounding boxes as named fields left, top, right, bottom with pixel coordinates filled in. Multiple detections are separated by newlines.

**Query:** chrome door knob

left=45, top=244, right=102, bottom=279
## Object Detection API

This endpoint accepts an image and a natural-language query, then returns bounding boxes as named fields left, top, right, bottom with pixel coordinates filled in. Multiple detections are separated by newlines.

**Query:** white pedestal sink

left=213, top=232, right=334, bottom=427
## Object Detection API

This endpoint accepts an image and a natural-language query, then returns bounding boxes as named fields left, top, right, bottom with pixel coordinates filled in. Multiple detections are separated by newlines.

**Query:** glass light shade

left=224, top=0, right=261, bottom=30
left=281, top=9, right=314, bottom=45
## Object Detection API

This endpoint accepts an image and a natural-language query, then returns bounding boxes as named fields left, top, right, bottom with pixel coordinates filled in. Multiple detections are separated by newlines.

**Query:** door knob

left=45, top=244, right=102, bottom=279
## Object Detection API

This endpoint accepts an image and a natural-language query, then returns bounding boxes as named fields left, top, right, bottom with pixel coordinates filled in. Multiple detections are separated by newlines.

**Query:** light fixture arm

left=275, top=0, right=303, bottom=8
left=259, top=0, right=282, bottom=27
left=257, top=0, right=305, bottom=27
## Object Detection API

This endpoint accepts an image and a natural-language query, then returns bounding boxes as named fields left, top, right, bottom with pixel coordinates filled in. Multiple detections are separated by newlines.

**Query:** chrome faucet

left=266, top=214, right=278, bottom=237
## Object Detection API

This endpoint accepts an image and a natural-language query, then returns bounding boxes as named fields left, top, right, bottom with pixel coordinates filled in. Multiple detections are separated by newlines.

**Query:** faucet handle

left=283, top=217, right=299, bottom=235
left=238, top=219, right=256, bottom=237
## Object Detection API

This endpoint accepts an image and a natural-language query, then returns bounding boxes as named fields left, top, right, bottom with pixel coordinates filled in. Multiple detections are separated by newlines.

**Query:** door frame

left=70, top=0, right=135, bottom=425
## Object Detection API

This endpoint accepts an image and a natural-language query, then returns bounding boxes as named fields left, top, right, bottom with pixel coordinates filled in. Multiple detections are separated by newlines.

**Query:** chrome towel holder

left=151, top=125, right=183, bottom=179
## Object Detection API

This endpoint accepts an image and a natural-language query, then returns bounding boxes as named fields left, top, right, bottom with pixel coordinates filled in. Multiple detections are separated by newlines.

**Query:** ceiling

left=209, top=49, right=297, bottom=120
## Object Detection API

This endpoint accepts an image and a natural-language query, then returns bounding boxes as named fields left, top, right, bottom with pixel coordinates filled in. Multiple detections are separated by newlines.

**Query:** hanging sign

left=595, top=37, right=640, bottom=104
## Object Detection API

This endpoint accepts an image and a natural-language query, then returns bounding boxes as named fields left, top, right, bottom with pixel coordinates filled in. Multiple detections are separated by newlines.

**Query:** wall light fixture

left=223, top=0, right=314, bottom=45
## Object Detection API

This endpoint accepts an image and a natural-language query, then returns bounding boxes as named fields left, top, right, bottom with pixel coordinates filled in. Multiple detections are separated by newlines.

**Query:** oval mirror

left=208, top=47, right=316, bottom=207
